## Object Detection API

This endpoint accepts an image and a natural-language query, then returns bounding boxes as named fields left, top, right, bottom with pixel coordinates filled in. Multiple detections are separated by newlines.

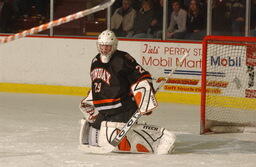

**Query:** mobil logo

left=210, top=56, right=241, bottom=67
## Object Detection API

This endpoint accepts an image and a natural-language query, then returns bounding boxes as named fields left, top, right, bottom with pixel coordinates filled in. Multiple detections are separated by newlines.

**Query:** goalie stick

left=0, top=0, right=115, bottom=44
left=110, top=53, right=189, bottom=147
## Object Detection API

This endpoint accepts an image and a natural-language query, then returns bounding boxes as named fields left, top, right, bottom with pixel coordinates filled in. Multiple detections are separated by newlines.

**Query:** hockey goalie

left=78, top=30, right=176, bottom=154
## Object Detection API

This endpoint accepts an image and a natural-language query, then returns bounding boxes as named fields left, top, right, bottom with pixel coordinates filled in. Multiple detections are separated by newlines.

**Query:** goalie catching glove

left=79, top=90, right=98, bottom=123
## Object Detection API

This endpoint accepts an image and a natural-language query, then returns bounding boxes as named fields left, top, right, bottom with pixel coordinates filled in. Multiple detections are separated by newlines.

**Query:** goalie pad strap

left=88, top=127, right=99, bottom=146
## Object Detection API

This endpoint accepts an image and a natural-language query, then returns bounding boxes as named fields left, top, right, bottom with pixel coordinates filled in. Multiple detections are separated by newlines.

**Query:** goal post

left=201, top=36, right=256, bottom=134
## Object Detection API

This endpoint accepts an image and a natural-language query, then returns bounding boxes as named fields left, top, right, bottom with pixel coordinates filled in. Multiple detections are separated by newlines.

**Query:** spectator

left=111, top=0, right=136, bottom=37
left=16, top=0, right=31, bottom=17
left=183, top=0, right=191, bottom=9
left=185, top=0, right=205, bottom=40
left=184, top=0, right=205, bottom=9
left=86, top=0, right=103, bottom=21
left=150, top=0, right=163, bottom=38
left=250, top=0, right=256, bottom=36
left=127, top=0, right=155, bottom=38
left=0, top=0, right=3, bottom=14
left=199, top=0, right=207, bottom=18
left=34, top=0, right=49, bottom=17
left=166, top=0, right=187, bottom=39
left=111, top=0, right=122, bottom=15
left=0, top=0, right=17, bottom=33
left=226, top=0, right=245, bottom=36
left=212, top=0, right=229, bottom=36
left=132, top=0, right=143, bottom=11
left=0, top=0, right=4, bottom=32
left=16, top=0, right=49, bottom=17
left=150, top=0, right=173, bottom=39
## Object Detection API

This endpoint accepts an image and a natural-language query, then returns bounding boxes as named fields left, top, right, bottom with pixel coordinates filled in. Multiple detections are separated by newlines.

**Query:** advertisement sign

left=138, top=42, right=204, bottom=94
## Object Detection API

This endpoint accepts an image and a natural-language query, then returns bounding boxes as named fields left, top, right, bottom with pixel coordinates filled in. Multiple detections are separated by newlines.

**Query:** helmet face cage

left=97, top=30, right=118, bottom=57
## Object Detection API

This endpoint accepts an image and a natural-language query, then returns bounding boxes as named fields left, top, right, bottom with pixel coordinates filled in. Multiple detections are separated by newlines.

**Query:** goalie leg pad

left=99, top=121, right=176, bottom=154
left=131, top=79, right=158, bottom=114
left=79, top=118, right=90, bottom=145
left=98, top=121, right=125, bottom=152
left=128, top=124, right=176, bottom=154
left=79, top=118, right=100, bottom=146
left=156, top=128, right=176, bottom=154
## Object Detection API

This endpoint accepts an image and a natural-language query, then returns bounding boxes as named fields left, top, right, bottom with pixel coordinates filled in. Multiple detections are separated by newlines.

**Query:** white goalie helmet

left=97, top=30, right=118, bottom=63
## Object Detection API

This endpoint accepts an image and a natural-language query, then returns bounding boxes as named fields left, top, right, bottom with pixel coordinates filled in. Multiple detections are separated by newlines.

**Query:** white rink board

left=0, top=36, right=202, bottom=92
left=1, top=36, right=256, bottom=99
left=0, top=37, right=96, bottom=87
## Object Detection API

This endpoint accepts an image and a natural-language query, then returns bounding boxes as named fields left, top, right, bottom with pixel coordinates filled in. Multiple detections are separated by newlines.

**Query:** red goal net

left=201, top=36, right=256, bottom=134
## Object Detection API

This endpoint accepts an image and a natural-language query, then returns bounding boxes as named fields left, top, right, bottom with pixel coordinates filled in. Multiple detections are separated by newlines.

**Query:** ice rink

left=1, top=92, right=256, bottom=167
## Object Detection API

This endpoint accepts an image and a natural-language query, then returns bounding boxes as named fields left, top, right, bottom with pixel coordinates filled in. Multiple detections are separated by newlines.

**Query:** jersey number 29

left=94, top=82, right=102, bottom=93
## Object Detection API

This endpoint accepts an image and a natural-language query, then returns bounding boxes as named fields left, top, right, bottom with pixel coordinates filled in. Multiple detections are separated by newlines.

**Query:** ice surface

left=1, top=93, right=256, bottom=167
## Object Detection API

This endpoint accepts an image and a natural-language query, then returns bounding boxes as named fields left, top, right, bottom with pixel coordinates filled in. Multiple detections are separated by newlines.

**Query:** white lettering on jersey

left=91, top=68, right=111, bottom=85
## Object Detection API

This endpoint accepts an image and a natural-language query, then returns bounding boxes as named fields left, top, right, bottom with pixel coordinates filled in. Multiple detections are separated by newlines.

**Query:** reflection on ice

left=1, top=93, right=256, bottom=167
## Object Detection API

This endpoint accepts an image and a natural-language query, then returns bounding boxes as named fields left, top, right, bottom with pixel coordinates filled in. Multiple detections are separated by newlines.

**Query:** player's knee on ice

left=79, top=119, right=176, bottom=154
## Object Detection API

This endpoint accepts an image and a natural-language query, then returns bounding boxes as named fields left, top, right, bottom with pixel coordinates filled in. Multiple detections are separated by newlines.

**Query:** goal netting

left=201, top=36, right=256, bottom=134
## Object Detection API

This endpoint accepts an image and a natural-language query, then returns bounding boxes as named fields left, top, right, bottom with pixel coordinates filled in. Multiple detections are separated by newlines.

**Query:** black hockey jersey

left=90, top=50, right=152, bottom=115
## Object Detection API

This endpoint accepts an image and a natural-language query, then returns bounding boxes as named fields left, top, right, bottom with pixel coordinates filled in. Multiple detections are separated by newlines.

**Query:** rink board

left=1, top=82, right=256, bottom=108
left=0, top=82, right=200, bottom=105
left=1, top=36, right=255, bottom=106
